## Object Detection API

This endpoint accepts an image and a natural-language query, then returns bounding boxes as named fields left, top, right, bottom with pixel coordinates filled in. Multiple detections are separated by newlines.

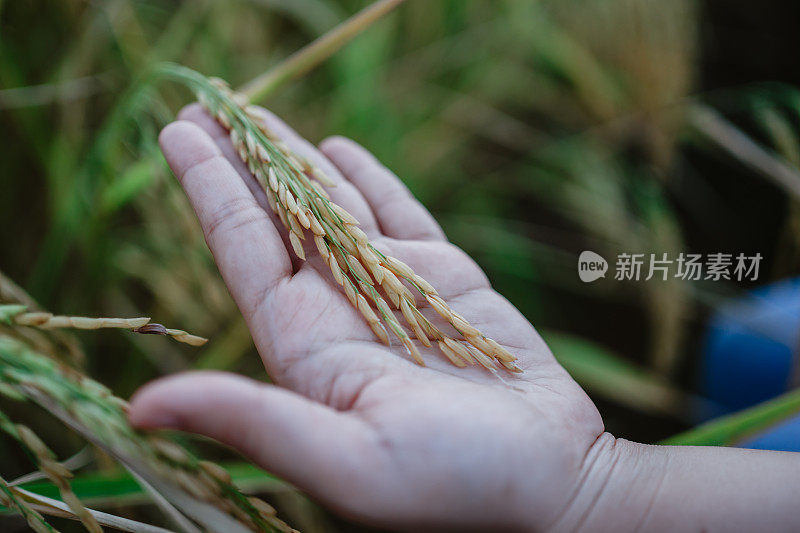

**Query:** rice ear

left=188, top=69, right=519, bottom=372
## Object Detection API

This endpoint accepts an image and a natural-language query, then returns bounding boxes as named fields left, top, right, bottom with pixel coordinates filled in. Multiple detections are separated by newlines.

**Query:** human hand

left=128, top=103, right=611, bottom=531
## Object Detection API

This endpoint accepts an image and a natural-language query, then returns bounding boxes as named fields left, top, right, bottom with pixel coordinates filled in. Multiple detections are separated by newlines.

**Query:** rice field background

left=1, top=0, right=800, bottom=530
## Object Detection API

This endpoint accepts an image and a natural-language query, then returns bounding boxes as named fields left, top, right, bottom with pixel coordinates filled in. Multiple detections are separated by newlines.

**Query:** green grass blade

left=13, top=463, right=285, bottom=508
left=240, top=0, right=407, bottom=102
left=661, top=388, right=800, bottom=446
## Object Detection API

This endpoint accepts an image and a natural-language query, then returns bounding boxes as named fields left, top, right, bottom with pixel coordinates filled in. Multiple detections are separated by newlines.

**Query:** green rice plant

left=0, top=337, right=295, bottom=532
left=0, top=473, right=57, bottom=533
left=662, top=388, right=800, bottom=447
left=0, top=271, right=294, bottom=532
left=16, top=462, right=286, bottom=511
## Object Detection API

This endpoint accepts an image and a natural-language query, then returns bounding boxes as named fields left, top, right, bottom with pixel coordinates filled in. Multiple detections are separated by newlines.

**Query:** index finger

left=320, top=136, right=446, bottom=242
left=159, top=120, right=292, bottom=320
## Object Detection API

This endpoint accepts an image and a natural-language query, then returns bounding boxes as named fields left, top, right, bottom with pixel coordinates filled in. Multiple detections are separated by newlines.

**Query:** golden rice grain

left=443, top=337, right=476, bottom=365
left=401, top=336, right=423, bottom=365
left=437, top=340, right=467, bottom=367
left=424, top=294, right=454, bottom=322
left=347, top=254, right=373, bottom=284
left=450, top=314, right=480, bottom=337
left=199, top=460, right=232, bottom=484
left=289, top=232, right=306, bottom=260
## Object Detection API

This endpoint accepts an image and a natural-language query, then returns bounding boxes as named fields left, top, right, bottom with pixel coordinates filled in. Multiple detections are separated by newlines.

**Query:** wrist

left=546, top=433, right=662, bottom=533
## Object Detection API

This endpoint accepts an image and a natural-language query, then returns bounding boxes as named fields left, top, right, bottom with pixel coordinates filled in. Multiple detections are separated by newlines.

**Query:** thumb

left=128, top=371, right=376, bottom=501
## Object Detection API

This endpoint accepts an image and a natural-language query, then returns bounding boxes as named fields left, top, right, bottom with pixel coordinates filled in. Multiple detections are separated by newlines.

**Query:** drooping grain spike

left=187, top=68, right=521, bottom=373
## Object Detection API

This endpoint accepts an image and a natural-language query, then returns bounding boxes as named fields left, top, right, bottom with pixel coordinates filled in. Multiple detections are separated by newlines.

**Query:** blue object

left=702, top=277, right=800, bottom=418
left=739, top=414, right=800, bottom=452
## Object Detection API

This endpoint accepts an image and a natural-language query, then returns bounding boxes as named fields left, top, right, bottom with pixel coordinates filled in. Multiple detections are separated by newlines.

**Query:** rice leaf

left=661, top=388, right=800, bottom=446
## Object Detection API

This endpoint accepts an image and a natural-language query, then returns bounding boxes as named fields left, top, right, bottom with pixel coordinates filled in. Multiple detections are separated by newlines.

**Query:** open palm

left=130, top=104, right=606, bottom=531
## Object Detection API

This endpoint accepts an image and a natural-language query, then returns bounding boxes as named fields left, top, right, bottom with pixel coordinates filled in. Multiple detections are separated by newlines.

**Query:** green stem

left=661, top=388, right=800, bottom=446
left=239, top=0, right=407, bottom=103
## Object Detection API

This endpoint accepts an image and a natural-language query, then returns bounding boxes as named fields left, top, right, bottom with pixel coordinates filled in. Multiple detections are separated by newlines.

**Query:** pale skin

left=129, top=104, right=800, bottom=532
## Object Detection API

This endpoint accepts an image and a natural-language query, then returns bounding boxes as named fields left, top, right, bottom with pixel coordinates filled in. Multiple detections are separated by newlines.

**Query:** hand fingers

left=320, top=136, right=446, bottom=242
left=159, top=120, right=292, bottom=320
left=128, top=372, right=380, bottom=510
left=177, top=104, right=301, bottom=268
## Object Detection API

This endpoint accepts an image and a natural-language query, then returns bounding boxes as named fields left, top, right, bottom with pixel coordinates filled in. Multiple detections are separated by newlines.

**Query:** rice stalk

left=0, top=277, right=292, bottom=532
left=0, top=474, right=57, bottom=533
left=159, top=64, right=521, bottom=373
left=0, top=412, right=102, bottom=533
left=0, top=335, right=295, bottom=533
left=0, top=272, right=85, bottom=364
left=8, top=446, right=92, bottom=487
left=240, top=0, right=408, bottom=102
left=0, top=304, right=207, bottom=347
left=8, top=485, right=175, bottom=533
